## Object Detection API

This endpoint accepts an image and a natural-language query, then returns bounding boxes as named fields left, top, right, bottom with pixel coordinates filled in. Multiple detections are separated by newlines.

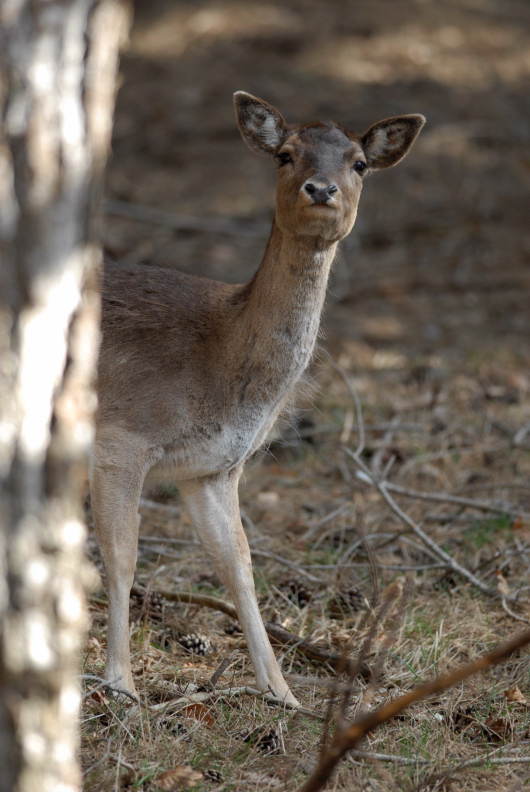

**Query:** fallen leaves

left=179, top=702, right=216, bottom=727
left=154, top=766, right=203, bottom=790
left=504, top=685, right=528, bottom=706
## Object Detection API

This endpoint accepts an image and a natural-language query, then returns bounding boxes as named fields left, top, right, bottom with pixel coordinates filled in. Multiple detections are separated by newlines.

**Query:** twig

left=208, top=651, right=240, bottom=688
left=130, top=586, right=372, bottom=680
left=138, top=535, right=199, bottom=546
left=148, top=689, right=218, bottom=715
left=370, top=416, right=400, bottom=478
left=324, top=351, right=524, bottom=598
left=301, top=502, right=350, bottom=542
left=364, top=479, right=530, bottom=522
left=297, top=628, right=530, bottom=792
left=102, top=700, right=137, bottom=742
left=418, top=742, right=530, bottom=789
left=81, top=674, right=114, bottom=701
left=303, top=561, right=446, bottom=571
left=319, top=348, right=365, bottom=456
left=135, top=587, right=238, bottom=619
left=83, top=737, right=113, bottom=776
left=259, top=619, right=371, bottom=681
left=367, top=579, right=410, bottom=688
left=249, top=547, right=323, bottom=583
left=348, top=747, right=530, bottom=769
left=149, top=684, right=316, bottom=716
left=348, top=749, right=428, bottom=765
left=81, top=673, right=142, bottom=706
left=339, top=594, right=397, bottom=722
left=103, top=683, right=141, bottom=706
left=346, top=452, right=504, bottom=600
left=113, top=746, right=122, bottom=792
left=501, top=598, right=530, bottom=625
left=216, top=686, right=316, bottom=715
left=513, top=420, right=530, bottom=448
left=139, top=498, right=182, bottom=517
left=319, top=563, right=388, bottom=752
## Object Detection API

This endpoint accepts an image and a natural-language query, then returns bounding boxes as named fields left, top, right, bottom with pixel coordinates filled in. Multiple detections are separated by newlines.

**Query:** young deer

left=92, top=93, right=424, bottom=706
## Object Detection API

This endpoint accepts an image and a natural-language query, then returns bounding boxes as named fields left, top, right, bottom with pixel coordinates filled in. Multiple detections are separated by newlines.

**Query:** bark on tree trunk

left=0, top=2, right=130, bottom=790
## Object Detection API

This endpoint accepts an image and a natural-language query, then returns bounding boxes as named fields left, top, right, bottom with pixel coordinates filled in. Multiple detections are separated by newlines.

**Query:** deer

left=91, top=92, right=425, bottom=707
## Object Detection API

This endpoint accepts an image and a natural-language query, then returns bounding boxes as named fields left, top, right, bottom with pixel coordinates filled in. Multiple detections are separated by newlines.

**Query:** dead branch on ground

left=129, top=585, right=372, bottom=681
left=297, top=628, right=530, bottom=792
left=327, top=350, right=527, bottom=603
left=361, top=478, right=530, bottom=522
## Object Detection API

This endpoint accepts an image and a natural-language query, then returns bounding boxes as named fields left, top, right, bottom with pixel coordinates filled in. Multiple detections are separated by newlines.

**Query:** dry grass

left=86, top=1, right=530, bottom=784
left=81, top=350, right=530, bottom=791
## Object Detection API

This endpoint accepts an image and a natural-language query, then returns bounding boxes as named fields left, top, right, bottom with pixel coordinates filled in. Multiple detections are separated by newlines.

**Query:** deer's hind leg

left=90, top=431, right=147, bottom=694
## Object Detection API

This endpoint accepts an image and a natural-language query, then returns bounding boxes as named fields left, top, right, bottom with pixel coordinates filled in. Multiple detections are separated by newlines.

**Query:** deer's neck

left=233, top=217, right=337, bottom=390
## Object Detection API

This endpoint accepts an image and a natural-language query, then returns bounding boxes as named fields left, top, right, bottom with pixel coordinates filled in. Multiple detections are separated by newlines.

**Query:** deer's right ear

left=234, top=92, right=287, bottom=155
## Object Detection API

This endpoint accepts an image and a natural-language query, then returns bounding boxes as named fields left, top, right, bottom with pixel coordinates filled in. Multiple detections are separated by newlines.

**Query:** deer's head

left=234, top=92, right=425, bottom=244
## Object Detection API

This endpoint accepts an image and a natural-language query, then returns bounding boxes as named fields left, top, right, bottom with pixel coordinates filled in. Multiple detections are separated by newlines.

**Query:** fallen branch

left=324, top=351, right=527, bottom=602
left=146, top=684, right=316, bottom=717
left=264, top=620, right=371, bottom=681
left=249, top=547, right=323, bottom=583
left=421, top=746, right=530, bottom=789
left=130, top=586, right=372, bottom=681
left=136, top=587, right=238, bottom=619
left=366, top=479, right=530, bottom=522
left=297, top=628, right=530, bottom=792
left=348, top=749, right=428, bottom=766
left=346, top=451, right=503, bottom=599
left=347, top=746, right=530, bottom=770
left=82, top=674, right=141, bottom=706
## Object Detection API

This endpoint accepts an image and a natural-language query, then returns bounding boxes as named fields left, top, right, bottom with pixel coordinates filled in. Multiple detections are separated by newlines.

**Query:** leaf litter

left=82, top=0, right=530, bottom=788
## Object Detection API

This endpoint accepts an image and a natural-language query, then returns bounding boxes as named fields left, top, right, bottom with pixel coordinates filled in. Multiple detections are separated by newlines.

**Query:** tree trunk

left=0, top=2, right=130, bottom=790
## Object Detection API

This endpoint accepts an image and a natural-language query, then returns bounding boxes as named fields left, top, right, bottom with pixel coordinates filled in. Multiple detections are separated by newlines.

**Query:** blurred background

left=104, top=0, right=530, bottom=376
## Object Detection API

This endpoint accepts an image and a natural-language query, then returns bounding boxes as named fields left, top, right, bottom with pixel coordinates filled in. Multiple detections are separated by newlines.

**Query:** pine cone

left=223, top=621, right=243, bottom=635
left=130, top=588, right=165, bottom=623
left=159, top=717, right=188, bottom=737
left=203, top=769, right=222, bottom=783
left=238, top=722, right=285, bottom=755
left=328, top=587, right=365, bottom=618
left=178, top=633, right=213, bottom=656
left=279, top=576, right=312, bottom=608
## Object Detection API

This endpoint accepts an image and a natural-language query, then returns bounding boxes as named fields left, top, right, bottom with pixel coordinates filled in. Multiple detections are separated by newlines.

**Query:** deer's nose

left=303, top=179, right=339, bottom=205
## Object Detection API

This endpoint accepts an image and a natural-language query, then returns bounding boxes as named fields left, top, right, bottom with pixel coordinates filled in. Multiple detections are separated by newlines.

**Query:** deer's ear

left=361, top=114, right=425, bottom=170
left=234, top=92, right=287, bottom=155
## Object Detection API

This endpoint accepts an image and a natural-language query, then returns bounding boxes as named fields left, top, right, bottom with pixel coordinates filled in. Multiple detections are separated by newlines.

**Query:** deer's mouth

left=302, top=202, right=339, bottom=215
left=299, top=197, right=338, bottom=210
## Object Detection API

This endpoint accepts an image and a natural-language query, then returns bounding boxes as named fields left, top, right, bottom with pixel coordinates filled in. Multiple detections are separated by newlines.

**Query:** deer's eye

left=277, top=152, right=293, bottom=167
left=353, top=160, right=367, bottom=174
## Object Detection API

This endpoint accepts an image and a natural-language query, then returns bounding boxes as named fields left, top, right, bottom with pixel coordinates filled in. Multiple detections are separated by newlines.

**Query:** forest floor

left=82, top=1, right=530, bottom=789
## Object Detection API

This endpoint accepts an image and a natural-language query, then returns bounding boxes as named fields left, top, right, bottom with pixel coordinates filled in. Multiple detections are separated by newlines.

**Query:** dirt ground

left=83, top=1, right=530, bottom=789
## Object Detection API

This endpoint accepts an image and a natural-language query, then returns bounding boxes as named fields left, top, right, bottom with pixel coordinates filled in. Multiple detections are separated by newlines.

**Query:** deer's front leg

left=179, top=472, right=299, bottom=707
left=90, top=451, right=144, bottom=694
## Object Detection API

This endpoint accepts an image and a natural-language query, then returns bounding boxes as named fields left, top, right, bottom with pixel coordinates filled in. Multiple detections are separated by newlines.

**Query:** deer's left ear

left=234, top=91, right=288, bottom=155
left=361, top=114, right=425, bottom=170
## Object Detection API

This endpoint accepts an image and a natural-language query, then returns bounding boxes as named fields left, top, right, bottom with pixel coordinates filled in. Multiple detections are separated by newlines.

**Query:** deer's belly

left=147, top=405, right=279, bottom=482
